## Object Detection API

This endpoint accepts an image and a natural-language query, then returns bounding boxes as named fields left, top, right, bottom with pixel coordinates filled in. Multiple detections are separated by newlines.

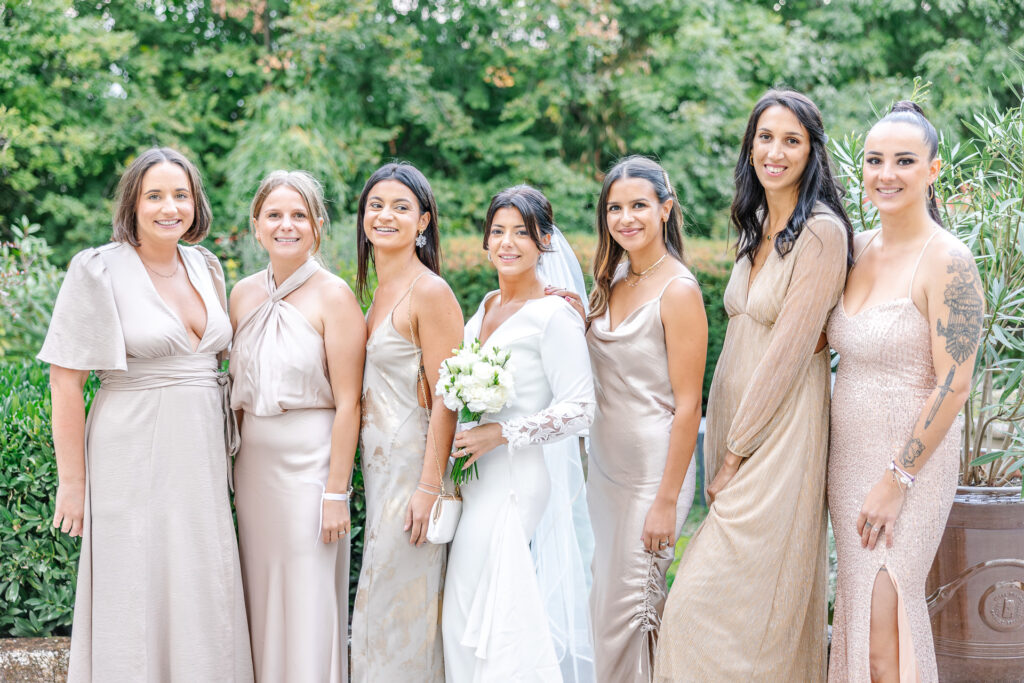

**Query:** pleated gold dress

left=654, top=211, right=848, bottom=682
left=350, top=274, right=445, bottom=682
left=587, top=273, right=698, bottom=683
left=230, top=259, right=348, bottom=683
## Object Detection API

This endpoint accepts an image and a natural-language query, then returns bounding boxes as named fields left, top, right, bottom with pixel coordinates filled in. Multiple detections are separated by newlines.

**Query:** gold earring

left=749, top=152, right=754, bottom=167
left=927, top=184, right=935, bottom=201
left=486, top=251, right=492, bottom=262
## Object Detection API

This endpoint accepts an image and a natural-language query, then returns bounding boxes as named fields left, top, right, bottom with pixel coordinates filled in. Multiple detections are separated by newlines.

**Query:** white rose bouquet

left=437, top=338, right=515, bottom=486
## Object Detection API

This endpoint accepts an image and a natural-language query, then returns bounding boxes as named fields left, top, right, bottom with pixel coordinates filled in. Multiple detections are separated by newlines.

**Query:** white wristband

left=323, top=488, right=352, bottom=502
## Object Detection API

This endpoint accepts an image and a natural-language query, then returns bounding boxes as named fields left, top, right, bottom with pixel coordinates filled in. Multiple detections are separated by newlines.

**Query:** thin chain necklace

left=626, top=253, right=668, bottom=287
left=140, top=254, right=180, bottom=279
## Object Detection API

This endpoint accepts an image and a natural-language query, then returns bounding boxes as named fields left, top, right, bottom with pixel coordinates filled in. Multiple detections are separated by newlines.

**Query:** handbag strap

left=406, top=273, right=452, bottom=498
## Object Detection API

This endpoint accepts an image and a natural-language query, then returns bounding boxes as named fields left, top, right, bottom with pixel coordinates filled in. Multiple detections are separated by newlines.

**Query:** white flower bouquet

left=437, top=338, right=515, bottom=486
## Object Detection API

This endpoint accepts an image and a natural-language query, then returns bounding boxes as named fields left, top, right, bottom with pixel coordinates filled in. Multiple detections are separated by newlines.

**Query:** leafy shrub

left=0, top=217, right=63, bottom=362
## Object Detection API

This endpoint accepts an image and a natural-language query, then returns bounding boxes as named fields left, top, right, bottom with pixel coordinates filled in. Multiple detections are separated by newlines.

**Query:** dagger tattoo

left=925, top=366, right=956, bottom=429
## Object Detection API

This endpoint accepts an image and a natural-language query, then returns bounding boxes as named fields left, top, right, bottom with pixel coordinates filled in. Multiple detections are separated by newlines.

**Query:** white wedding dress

left=442, top=292, right=595, bottom=683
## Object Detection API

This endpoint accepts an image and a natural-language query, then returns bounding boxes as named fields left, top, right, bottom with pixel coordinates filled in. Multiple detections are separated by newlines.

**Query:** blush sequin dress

left=827, top=230, right=962, bottom=683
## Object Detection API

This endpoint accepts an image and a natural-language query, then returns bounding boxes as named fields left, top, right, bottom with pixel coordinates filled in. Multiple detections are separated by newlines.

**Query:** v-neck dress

left=38, top=241, right=253, bottom=683
left=351, top=273, right=445, bottom=683
left=655, top=209, right=848, bottom=682
left=442, top=292, right=595, bottom=682
left=586, top=272, right=698, bottom=683
left=229, top=259, right=348, bottom=683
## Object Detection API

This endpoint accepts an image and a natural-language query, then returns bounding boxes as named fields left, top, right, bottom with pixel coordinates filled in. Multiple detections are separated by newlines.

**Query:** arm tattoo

left=899, top=438, right=926, bottom=469
left=936, top=250, right=983, bottom=364
left=924, top=365, right=956, bottom=429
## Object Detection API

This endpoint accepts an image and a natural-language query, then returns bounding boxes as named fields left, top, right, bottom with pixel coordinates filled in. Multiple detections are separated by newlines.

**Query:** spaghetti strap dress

left=586, top=272, right=698, bottom=682
left=351, top=273, right=446, bottom=683
left=230, top=259, right=348, bottom=683
left=827, top=230, right=961, bottom=683
left=38, top=241, right=252, bottom=683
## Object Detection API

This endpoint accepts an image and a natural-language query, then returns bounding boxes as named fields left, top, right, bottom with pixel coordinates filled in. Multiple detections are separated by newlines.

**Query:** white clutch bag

left=426, top=492, right=462, bottom=544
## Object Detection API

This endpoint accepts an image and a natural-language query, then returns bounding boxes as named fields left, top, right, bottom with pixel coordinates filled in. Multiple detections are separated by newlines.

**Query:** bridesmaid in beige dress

left=828, top=102, right=982, bottom=683
left=41, top=147, right=253, bottom=682
left=230, top=171, right=365, bottom=682
left=554, top=156, right=706, bottom=682
left=654, top=90, right=854, bottom=682
left=349, top=162, right=462, bottom=682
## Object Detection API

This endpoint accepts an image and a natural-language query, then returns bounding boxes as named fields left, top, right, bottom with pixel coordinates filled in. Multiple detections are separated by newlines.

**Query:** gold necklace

left=141, top=256, right=180, bottom=279
left=626, top=254, right=668, bottom=288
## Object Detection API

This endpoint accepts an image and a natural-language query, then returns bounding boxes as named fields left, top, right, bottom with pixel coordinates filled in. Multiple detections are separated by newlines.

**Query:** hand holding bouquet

left=437, top=339, right=515, bottom=486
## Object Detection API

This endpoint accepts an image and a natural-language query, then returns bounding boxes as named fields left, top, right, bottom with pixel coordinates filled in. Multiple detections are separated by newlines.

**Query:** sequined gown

left=827, top=231, right=962, bottom=683
left=231, top=259, right=348, bottom=683
left=351, top=273, right=445, bottom=682
left=38, top=242, right=252, bottom=682
left=587, top=273, right=698, bottom=683
left=654, top=209, right=848, bottom=682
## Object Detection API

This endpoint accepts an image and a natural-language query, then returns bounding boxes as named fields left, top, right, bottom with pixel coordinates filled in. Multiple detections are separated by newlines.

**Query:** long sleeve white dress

left=441, top=292, right=595, bottom=683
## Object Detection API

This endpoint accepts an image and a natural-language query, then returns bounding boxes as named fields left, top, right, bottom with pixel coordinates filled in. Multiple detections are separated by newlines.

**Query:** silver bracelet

left=416, top=485, right=439, bottom=495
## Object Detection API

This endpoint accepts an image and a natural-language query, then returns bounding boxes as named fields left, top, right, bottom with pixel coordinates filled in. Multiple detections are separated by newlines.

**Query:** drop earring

left=415, top=231, right=427, bottom=248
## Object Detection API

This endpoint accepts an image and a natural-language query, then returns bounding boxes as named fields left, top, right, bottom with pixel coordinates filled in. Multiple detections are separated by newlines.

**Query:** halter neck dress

left=827, top=230, right=962, bottom=683
left=38, top=242, right=252, bottom=682
left=351, top=272, right=445, bottom=682
left=586, top=270, right=698, bottom=683
left=230, top=259, right=348, bottom=683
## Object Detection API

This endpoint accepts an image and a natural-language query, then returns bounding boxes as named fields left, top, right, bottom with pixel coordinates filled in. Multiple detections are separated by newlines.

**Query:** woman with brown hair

left=655, top=90, right=853, bottom=681
left=350, top=162, right=463, bottom=683
left=229, top=170, right=364, bottom=682
left=40, top=147, right=253, bottom=681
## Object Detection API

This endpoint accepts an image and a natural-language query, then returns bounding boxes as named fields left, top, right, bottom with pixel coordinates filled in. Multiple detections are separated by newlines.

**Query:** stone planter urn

left=926, top=486, right=1024, bottom=682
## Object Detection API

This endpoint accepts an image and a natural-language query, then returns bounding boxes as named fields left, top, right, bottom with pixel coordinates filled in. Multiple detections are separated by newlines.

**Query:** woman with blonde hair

left=229, top=170, right=365, bottom=682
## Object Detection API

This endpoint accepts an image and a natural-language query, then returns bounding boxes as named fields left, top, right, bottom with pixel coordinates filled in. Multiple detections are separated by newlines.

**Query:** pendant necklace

left=626, top=253, right=668, bottom=288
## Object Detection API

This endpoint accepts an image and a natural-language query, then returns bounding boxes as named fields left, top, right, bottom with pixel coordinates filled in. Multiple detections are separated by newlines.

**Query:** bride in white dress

left=441, top=185, right=596, bottom=682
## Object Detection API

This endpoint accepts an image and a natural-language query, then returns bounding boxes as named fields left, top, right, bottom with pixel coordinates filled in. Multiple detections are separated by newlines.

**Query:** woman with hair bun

left=40, top=147, right=253, bottom=681
left=827, top=102, right=982, bottom=683
left=230, top=170, right=365, bottom=681
left=655, top=90, right=854, bottom=681
left=350, top=162, right=462, bottom=683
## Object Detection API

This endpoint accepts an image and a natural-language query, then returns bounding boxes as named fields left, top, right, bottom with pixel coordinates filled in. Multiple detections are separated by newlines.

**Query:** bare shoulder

left=229, top=270, right=266, bottom=305
left=413, top=272, right=462, bottom=317
left=922, top=231, right=976, bottom=283
left=661, top=263, right=703, bottom=304
left=853, top=228, right=880, bottom=250
left=311, top=269, right=359, bottom=308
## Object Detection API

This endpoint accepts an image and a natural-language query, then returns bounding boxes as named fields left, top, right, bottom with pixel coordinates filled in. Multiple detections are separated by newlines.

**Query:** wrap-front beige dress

left=38, top=241, right=253, bottom=683
left=230, top=259, right=348, bottom=683
left=351, top=273, right=445, bottom=682
left=654, top=210, right=848, bottom=682
left=587, top=271, right=698, bottom=683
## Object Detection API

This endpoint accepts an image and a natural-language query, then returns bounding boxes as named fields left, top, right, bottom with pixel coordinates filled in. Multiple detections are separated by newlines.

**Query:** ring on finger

left=864, top=521, right=873, bottom=529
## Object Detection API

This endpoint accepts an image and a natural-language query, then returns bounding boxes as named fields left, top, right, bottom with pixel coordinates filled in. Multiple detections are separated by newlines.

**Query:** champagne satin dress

left=38, top=242, right=252, bottom=682
left=351, top=273, right=445, bottom=682
left=586, top=273, right=698, bottom=683
left=230, top=259, right=348, bottom=683
left=655, top=210, right=848, bottom=682
left=827, top=231, right=962, bottom=682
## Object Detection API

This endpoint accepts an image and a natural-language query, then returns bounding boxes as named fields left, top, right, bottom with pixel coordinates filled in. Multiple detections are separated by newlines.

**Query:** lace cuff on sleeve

left=500, top=400, right=594, bottom=452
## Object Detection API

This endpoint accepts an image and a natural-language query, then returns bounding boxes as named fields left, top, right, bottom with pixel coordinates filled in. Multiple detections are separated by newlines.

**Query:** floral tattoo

left=936, top=249, right=983, bottom=364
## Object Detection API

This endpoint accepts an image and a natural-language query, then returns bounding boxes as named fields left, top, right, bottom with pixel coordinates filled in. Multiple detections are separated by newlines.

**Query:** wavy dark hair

left=731, top=89, right=853, bottom=266
left=355, top=162, right=441, bottom=302
left=870, top=100, right=943, bottom=226
left=480, top=185, right=556, bottom=253
left=589, top=155, right=686, bottom=320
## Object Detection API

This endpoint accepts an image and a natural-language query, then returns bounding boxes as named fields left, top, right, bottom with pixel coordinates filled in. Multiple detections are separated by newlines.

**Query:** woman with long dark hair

left=654, top=90, right=853, bottom=681
left=349, top=162, right=463, bottom=682
left=827, top=102, right=981, bottom=683
left=40, top=147, right=253, bottom=681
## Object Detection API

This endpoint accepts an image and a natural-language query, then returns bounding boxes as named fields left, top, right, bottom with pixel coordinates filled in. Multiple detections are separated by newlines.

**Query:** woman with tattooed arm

left=826, top=101, right=984, bottom=683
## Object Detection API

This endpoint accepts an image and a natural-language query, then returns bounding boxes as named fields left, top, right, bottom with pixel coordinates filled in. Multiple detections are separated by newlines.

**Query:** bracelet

left=418, top=480, right=441, bottom=491
left=887, top=460, right=915, bottom=490
left=416, top=485, right=440, bottom=495
left=323, top=486, right=354, bottom=502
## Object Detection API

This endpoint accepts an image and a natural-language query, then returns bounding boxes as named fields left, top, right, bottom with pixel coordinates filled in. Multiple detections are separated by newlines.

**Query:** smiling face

left=254, top=186, right=320, bottom=258
left=134, top=162, right=195, bottom=247
left=604, top=176, right=672, bottom=255
left=751, top=104, right=811, bottom=197
left=362, top=179, right=429, bottom=253
left=486, top=206, right=549, bottom=276
left=863, top=120, right=940, bottom=218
